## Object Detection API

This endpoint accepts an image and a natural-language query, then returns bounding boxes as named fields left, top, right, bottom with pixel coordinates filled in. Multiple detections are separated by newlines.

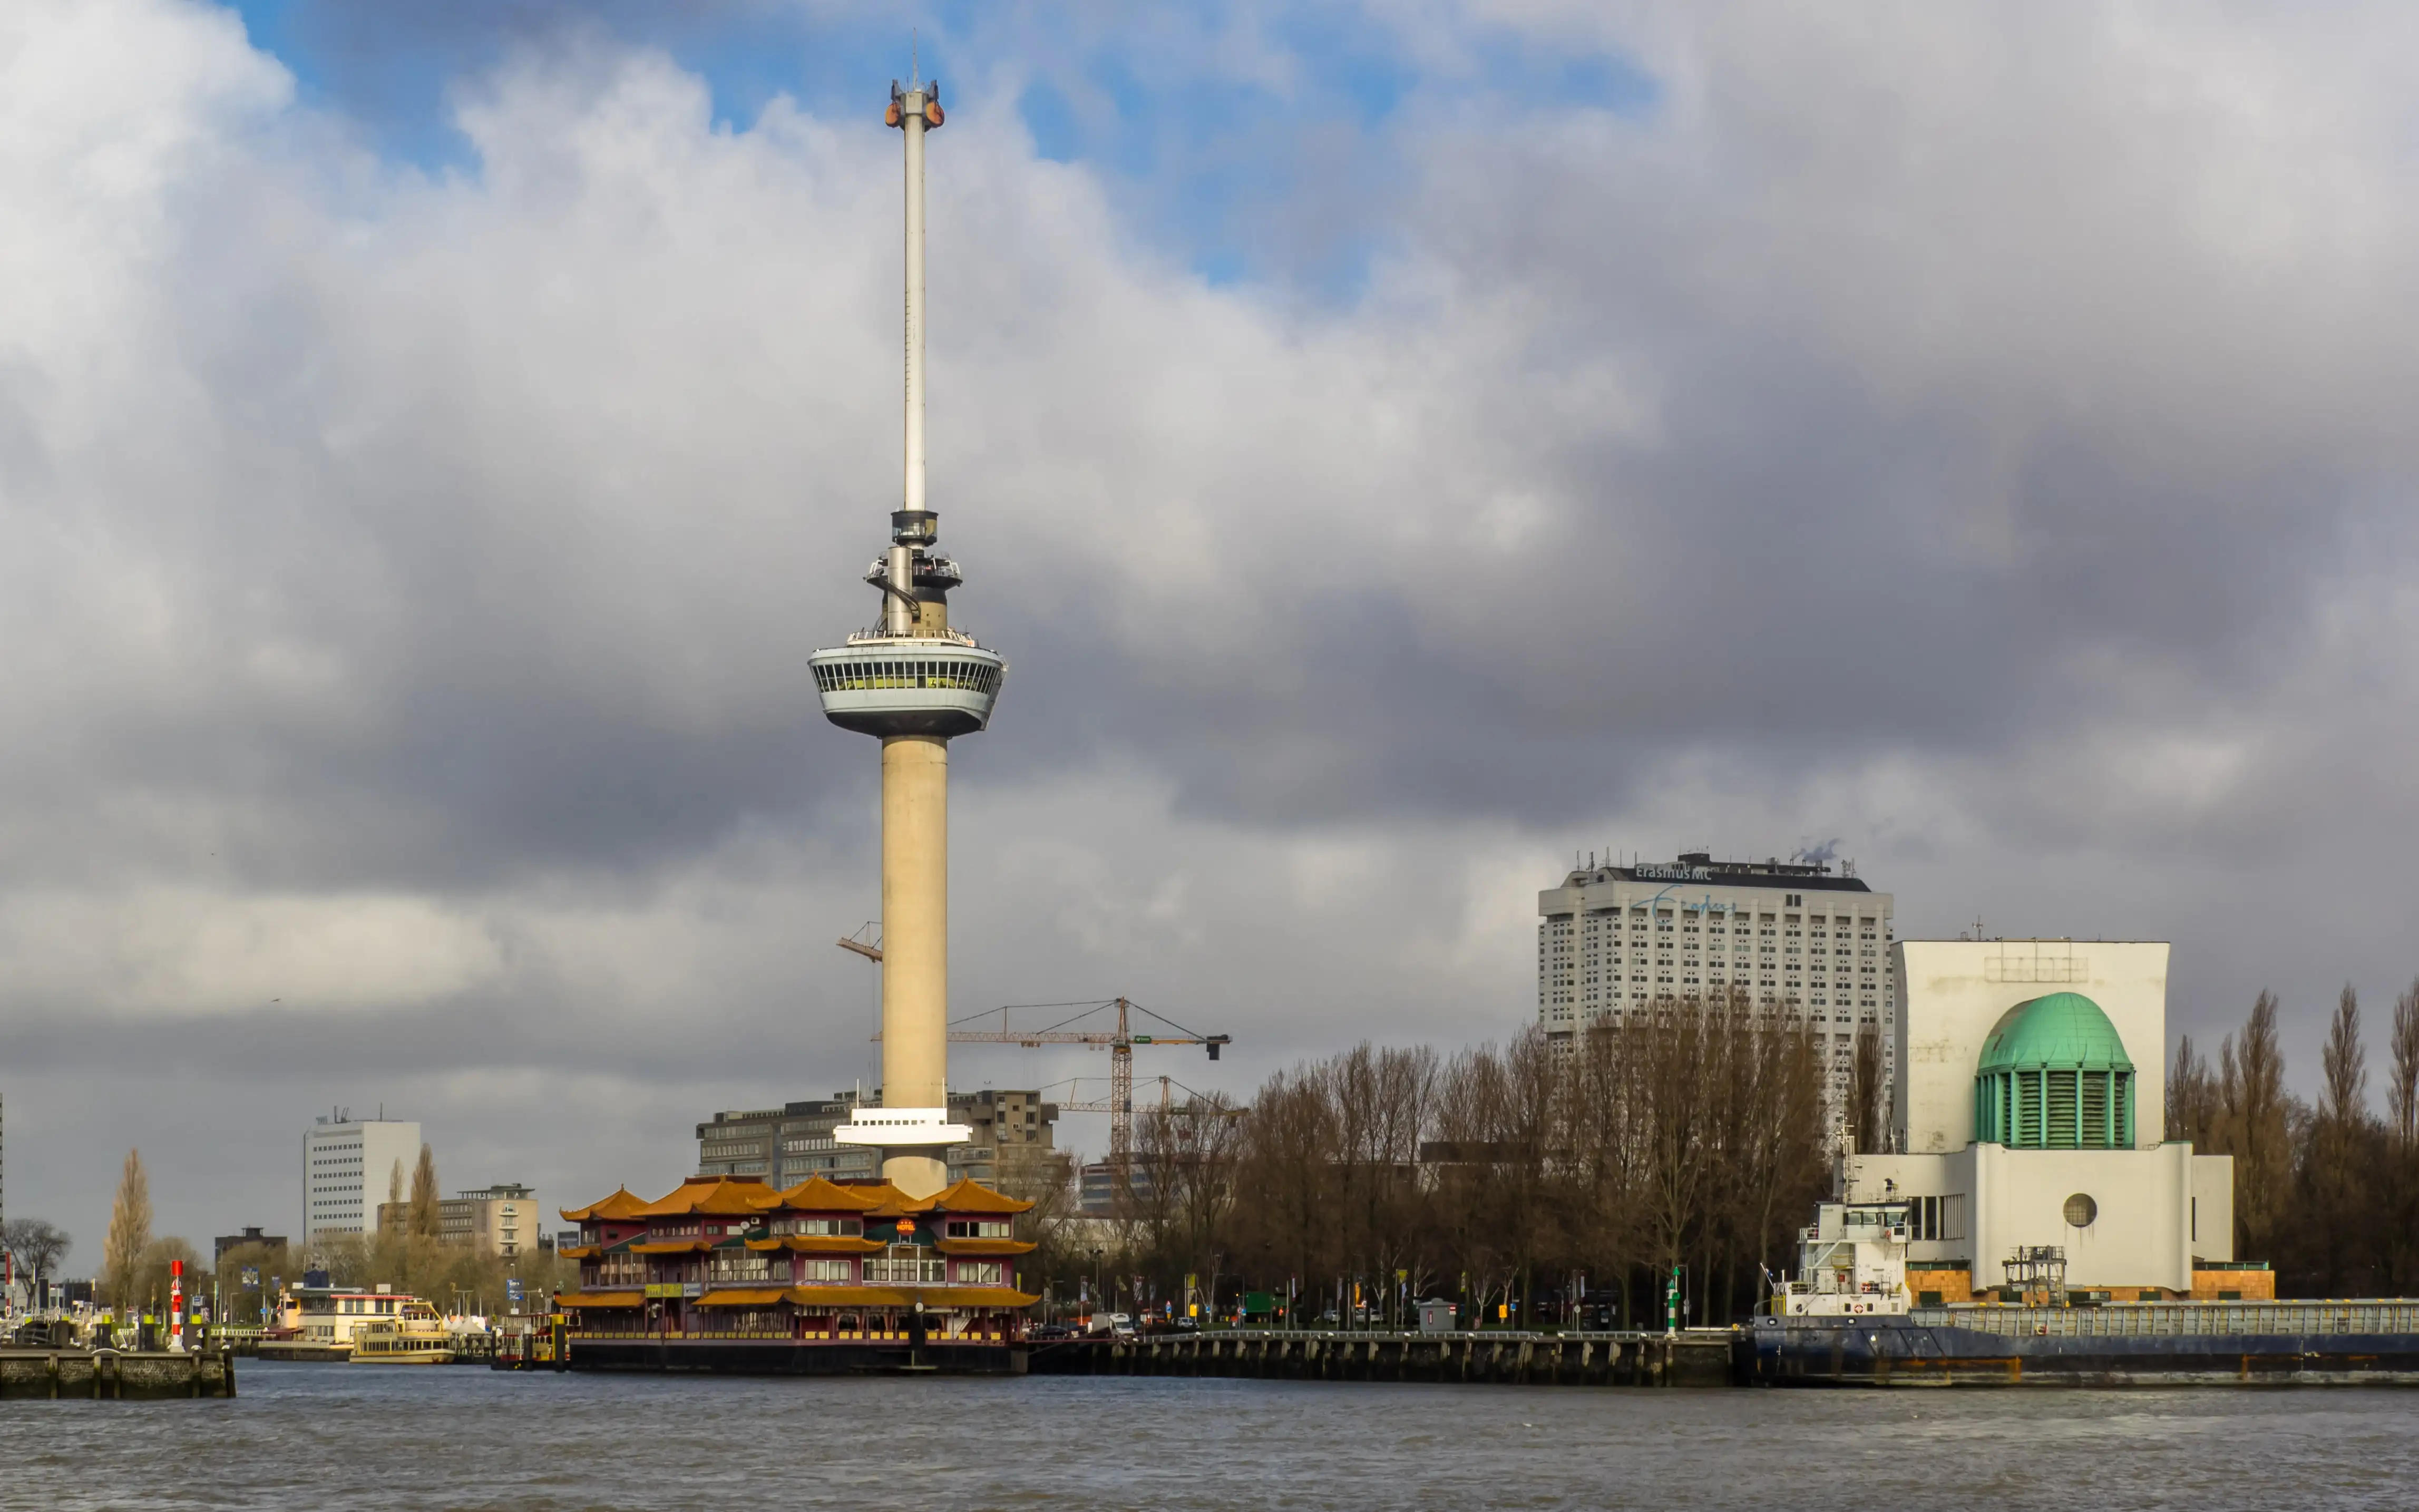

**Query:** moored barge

left=1754, top=1301, right=2419, bottom=1384
left=1758, top=1193, right=2419, bottom=1384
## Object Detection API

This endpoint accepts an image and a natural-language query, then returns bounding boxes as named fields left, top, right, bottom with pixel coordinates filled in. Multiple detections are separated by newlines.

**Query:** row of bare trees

left=2170, top=982, right=2419, bottom=1296
left=1032, top=996, right=1837, bottom=1328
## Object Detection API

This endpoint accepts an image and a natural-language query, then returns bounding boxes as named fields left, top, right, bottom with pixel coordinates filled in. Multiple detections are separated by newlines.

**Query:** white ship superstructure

left=1776, top=1199, right=1913, bottom=1317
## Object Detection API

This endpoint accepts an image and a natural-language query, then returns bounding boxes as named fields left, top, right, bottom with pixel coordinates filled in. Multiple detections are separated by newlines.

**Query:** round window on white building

left=2063, top=1193, right=2098, bottom=1228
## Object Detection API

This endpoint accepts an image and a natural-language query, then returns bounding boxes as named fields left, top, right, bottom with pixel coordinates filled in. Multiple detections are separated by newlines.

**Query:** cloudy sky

left=6, top=0, right=2418, bottom=1262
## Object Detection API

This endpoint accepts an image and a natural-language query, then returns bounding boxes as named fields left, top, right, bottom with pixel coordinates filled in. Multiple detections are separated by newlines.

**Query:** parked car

left=1028, top=1322, right=1076, bottom=1341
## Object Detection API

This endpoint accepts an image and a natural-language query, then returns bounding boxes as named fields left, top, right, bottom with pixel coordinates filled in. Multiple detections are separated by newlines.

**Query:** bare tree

left=2391, top=980, right=2419, bottom=1149
left=1, top=1218, right=71, bottom=1292
left=2168, top=1035, right=2219, bottom=1147
left=102, top=1149, right=152, bottom=1310
left=1129, top=1097, right=1189, bottom=1255
left=2322, top=986, right=2369, bottom=1123
left=1630, top=1001, right=1714, bottom=1304
left=1224, top=1066, right=1340, bottom=1294
left=1846, top=1023, right=1886, bottom=1154
left=2306, top=986, right=2375, bottom=1293
left=2218, top=991, right=2295, bottom=1260
left=408, top=1145, right=443, bottom=1240
left=1563, top=1023, right=1641, bottom=1323
left=1732, top=1002, right=1828, bottom=1320
left=2384, top=979, right=2419, bottom=1292
left=1167, top=1091, right=1245, bottom=1312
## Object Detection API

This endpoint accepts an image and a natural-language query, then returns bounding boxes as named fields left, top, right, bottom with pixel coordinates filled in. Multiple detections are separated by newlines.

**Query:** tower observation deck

left=813, top=76, right=1003, bottom=1196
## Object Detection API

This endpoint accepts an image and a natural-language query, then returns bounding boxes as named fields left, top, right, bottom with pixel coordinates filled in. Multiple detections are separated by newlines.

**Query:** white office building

left=1537, top=852, right=1896, bottom=1097
left=303, top=1112, right=422, bottom=1244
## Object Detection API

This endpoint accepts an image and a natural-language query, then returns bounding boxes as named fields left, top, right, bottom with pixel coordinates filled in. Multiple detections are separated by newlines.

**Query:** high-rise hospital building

left=303, top=1113, right=422, bottom=1245
left=1537, top=852, right=1896, bottom=1096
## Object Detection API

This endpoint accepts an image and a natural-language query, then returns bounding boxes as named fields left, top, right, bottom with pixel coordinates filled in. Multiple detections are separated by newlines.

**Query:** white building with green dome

left=1839, top=938, right=2242, bottom=1301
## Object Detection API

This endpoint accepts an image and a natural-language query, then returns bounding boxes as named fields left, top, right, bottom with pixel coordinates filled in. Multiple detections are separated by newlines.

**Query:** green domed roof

left=1977, top=992, right=2133, bottom=1075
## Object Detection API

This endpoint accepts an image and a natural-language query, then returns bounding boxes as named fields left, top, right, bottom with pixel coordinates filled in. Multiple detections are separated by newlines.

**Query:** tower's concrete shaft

left=879, top=733, right=950, bottom=1194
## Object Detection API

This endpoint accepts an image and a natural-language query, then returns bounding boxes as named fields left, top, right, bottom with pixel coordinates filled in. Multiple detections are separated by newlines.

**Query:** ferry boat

left=348, top=1309, right=454, bottom=1365
left=269, top=1284, right=448, bottom=1361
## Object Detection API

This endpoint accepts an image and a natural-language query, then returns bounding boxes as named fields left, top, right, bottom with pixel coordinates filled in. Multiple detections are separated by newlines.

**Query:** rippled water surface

left=6, top=1360, right=2418, bottom=1510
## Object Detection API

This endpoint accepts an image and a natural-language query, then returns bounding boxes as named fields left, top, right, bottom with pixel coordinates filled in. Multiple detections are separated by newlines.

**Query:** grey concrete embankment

left=0, top=1348, right=236, bottom=1399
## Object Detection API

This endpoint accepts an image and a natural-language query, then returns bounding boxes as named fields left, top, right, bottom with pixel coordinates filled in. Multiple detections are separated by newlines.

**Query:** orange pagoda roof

left=560, top=1187, right=649, bottom=1223
left=745, top=1236, right=887, bottom=1254
left=857, top=1183, right=931, bottom=1219
left=632, top=1175, right=783, bottom=1218
left=926, top=1177, right=1035, bottom=1216
left=562, top=1174, right=1028, bottom=1226
left=769, top=1175, right=891, bottom=1213
left=934, top=1237, right=1037, bottom=1257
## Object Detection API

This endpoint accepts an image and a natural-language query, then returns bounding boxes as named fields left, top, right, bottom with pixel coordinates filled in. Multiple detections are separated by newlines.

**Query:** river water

left=5, top=1361, right=2416, bottom=1510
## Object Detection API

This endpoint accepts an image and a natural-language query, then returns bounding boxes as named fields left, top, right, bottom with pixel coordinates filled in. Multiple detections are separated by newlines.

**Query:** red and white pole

left=170, top=1259, right=185, bottom=1351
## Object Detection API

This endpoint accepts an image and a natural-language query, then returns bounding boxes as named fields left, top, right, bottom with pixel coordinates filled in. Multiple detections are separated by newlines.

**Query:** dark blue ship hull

left=1754, top=1312, right=2419, bottom=1386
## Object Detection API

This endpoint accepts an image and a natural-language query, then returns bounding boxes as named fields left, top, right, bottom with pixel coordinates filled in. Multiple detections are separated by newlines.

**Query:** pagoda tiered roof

left=924, top=1177, right=1035, bottom=1215
left=561, top=1174, right=1035, bottom=1227
left=769, top=1175, right=892, bottom=1211
left=934, top=1238, right=1038, bottom=1256
left=559, top=1187, right=649, bottom=1222
left=630, top=1175, right=782, bottom=1218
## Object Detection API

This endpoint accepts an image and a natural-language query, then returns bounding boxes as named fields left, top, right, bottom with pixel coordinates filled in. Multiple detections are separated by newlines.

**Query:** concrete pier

left=0, top=1347, right=236, bottom=1399
left=1026, top=1330, right=1740, bottom=1387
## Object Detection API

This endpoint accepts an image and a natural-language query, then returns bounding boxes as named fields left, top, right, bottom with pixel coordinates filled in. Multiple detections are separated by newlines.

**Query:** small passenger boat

left=348, top=1305, right=454, bottom=1365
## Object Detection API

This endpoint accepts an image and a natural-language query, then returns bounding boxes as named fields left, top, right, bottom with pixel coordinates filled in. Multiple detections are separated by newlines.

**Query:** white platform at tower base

left=833, top=1108, right=971, bottom=1147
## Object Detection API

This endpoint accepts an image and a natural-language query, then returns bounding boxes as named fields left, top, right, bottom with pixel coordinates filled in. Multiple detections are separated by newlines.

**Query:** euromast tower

left=812, top=79, right=1004, bottom=1198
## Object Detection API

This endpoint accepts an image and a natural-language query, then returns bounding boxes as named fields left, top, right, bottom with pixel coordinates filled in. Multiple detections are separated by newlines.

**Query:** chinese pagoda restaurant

left=553, top=1174, right=1038, bottom=1374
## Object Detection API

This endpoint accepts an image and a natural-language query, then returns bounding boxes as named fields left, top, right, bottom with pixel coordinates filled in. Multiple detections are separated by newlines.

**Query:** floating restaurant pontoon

left=553, top=1174, right=1037, bottom=1373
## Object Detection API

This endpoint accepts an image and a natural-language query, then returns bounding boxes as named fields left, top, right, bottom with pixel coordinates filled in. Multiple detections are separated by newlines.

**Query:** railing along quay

left=1910, top=1301, right=2419, bottom=1337
left=1026, top=1329, right=1742, bottom=1387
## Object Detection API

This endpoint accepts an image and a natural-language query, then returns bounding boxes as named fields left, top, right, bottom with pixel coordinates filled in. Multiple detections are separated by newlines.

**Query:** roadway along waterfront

left=6, top=1361, right=2419, bottom=1508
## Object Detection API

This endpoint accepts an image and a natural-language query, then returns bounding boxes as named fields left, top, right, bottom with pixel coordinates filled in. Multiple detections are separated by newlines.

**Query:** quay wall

left=1026, top=1330, right=1740, bottom=1387
left=0, top=1349, right=236, bottom=1399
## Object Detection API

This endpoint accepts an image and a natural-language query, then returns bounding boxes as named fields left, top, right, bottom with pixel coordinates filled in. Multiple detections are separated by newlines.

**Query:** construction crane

left=835, top=947, right=1231, bottom=1181
left=1042, top=1073, right=1245, bottom=1119
left=932, top=998, right=1227, bottom=1178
